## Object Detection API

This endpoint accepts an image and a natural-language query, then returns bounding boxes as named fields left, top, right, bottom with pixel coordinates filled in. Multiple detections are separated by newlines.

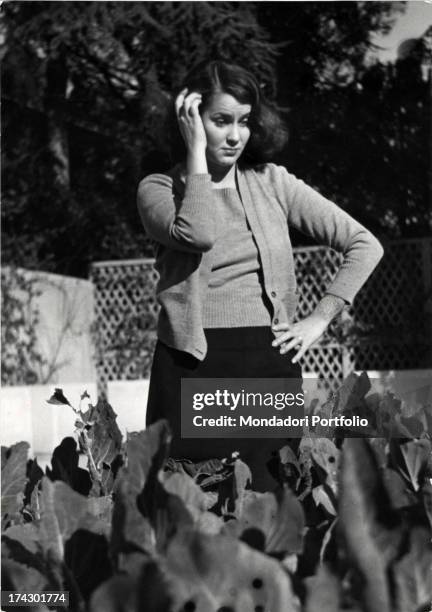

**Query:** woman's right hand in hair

left=175, top=88, right=207, bottom=154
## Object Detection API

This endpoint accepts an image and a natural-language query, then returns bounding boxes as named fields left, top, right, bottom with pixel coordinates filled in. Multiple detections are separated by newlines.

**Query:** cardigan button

left=271, top=291, right=277, bottom=297
left=274, top=318, right=279, bottom=324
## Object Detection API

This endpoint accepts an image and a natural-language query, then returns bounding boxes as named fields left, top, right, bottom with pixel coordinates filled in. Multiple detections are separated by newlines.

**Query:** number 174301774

left=1, top=591, right=69, bottom=607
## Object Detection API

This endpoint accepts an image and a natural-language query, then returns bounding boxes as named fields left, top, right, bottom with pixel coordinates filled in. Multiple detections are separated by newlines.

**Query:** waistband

left=203, top=326, right=274, bottom=350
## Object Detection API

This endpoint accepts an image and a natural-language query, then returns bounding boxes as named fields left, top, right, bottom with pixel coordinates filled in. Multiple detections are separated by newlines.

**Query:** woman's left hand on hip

left=271, top=315, right=329, bottom=363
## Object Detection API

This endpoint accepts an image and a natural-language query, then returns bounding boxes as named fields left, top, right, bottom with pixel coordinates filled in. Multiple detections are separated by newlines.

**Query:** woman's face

left=201, top=91, right=251, bottom=171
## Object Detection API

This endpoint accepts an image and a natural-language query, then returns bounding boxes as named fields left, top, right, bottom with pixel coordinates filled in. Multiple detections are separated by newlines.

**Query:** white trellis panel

left=90, top=239, right=432, bottom=394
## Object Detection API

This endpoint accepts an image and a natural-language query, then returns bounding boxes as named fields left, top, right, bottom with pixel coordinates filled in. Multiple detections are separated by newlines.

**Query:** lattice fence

left=90, top=238, right=432, bottom=393
left=90, top=260, right=159, bottom=391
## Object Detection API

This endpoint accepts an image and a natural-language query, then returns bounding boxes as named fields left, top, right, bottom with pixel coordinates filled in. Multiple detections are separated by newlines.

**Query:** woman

left=137, top=61, right=383, bottom=490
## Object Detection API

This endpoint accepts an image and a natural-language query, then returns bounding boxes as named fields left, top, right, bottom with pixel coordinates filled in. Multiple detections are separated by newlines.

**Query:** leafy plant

left=1, top=373, right=431, bottom=611
left=1, top=267, right=47, bottom=385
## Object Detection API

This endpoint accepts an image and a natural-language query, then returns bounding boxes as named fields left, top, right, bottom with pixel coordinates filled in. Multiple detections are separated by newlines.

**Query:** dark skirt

left=146, top=326, right=303, bottom=491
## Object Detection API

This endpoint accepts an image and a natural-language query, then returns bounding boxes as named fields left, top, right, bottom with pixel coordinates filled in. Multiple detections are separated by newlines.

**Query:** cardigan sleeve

left=270, top=164, right=384, bottom=304
left=137, top=171, right=219, bottom=253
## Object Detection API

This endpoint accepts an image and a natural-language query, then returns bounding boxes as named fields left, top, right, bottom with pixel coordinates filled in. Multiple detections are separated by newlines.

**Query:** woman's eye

left=214, top=119, right=226, bottom=127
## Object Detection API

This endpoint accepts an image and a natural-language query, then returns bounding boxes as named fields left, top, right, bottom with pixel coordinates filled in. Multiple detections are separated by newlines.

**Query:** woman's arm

left=175, top=88, right=208, bottom=176
left=137, top=90, right=218, bottom=253
left=269, top=164, right=384, bottom=361
left=137, top=172, right=218, bottom=253
left=271, top=165, right=384, bottom=304
left=272, top=294, right=346, bottom=363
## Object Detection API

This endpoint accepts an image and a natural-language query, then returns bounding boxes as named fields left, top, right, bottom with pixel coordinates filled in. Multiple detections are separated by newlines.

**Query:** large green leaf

left=334, top=371, right=371, bottom=415
left=1, top=558, right=51, bottom=609
left=46, top=437, right=92, bottom=496
left=64, top=528, right=113, bottom=602
left=311, top=485, right=336, bottom=515
left=2, top=523, right=47, bottom=581
left=392, top=527, right=432, bottom=612
left=39, top=477, right=112, bottom=606
left=278, top=444, right=301, bottom=490
left=136, top=421, right=205, bottom=553
left=422, top=479, right=432, bottom=529
left=158, top=529, right=299, bottom=611
left=25, top=476, right=111, bottom=600
left=374, top=393, right=402, bottom=436
left=381, top=468, right=418, bottom=509
left=400, top=408, right=428, bottom=438
left=304, top=564, right=341, bottom=612
left=339, top=438, right=403, bottom=612
left=1, top=442, right=29, bottom=528
left=127, top=421, right=172, bottom=500
left=160, top=471, right=223, bottom=535
left=223, top=486, right=304, bottom=555
left=2, top=479, right=111, bottom=609
left=140, top=471, right=196, bottom=555
left=88, top=573, right=141, bottom=612
left=91, top=529, right=299, bottom=612
left=310, top=438, right=340, bottom=494
left=111, top=421, right=171, bottom=565
left=38, top=478, right=111, bottom=557
left=3, top=522, right=40, bottom=554
left=24, top=457, right=44, bottom=513
left=304, top=563, right=363, bottom=611
left=160, top=471, right=207, bottom=512
left=399, top=439, right=431, bottom=491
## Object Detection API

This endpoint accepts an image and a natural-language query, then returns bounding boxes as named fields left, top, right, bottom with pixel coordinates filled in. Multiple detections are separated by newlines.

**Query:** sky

left=372, top=0, right=432, bottom=62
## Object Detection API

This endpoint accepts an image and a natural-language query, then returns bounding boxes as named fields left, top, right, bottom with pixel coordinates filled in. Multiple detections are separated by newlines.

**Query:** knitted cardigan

left=137, top=163, right=384, bottom=360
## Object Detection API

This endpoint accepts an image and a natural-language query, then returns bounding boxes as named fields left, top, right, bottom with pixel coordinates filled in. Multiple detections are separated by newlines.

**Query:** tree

left=253, top=2, right=431, bottom=238
left=2, top=1, right=278, bottom=276
left=2, top=1, right=429, bottom=276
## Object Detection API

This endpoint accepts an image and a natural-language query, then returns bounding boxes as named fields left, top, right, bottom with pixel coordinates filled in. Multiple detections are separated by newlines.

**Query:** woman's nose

left=227, top=124, right=240, bottom=143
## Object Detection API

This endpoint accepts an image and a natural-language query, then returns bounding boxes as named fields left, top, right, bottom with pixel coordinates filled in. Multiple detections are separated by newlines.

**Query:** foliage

left=1, top=266, right=95, bottom=387
left=1, top=1, right=278, bottom=277
left=1, top=267, right=47, bottom=385
left=2, top=2, right=430, bottom=276
left=284, top=56, right=431, bottom=238
left=2, top=373, right=432, bottom=611
left=257, top=2, right=401, bottom=92
left=256, top=2, right=431, bottom=239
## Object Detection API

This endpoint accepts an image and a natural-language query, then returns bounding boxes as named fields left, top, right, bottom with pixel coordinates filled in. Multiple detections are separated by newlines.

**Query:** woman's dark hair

left=168, top=60, right=288, bottom=167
